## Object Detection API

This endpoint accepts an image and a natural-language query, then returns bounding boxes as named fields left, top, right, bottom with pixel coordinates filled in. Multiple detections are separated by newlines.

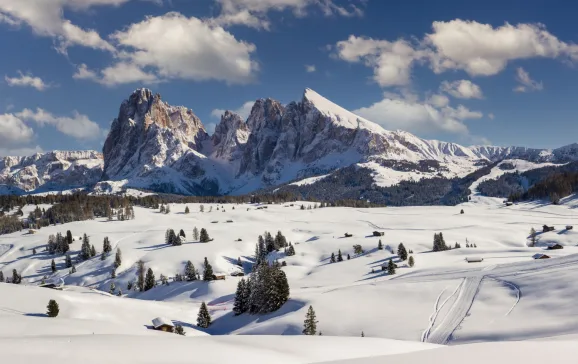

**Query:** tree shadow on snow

left=25, top=313, right=47, bottom=318
left=207, top=299, right=307, bottom=335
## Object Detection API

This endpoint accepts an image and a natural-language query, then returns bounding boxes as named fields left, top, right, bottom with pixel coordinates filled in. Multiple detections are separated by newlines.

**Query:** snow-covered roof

left=533, top=253, right=550, bottom=259
left=465, top=257, right=483, bottom=262
left=152, top=317, right=174, bottom=329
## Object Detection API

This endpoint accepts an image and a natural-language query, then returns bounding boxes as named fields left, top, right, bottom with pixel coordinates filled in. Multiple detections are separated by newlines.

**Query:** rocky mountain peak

left=212, top=111, right=249, bottom=161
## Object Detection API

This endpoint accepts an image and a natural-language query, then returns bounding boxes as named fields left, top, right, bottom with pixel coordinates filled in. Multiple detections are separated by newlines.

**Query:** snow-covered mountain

left=0, top=151, right=103, bottom=194
left=1, top=88, right=577, bottom=195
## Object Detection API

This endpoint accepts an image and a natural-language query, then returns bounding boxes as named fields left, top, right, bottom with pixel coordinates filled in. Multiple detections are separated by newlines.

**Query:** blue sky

left=1, top=0, right=578, bottom=156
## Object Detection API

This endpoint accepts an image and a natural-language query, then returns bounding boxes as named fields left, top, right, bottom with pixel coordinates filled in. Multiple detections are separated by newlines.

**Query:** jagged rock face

left=0, top=151, right=103, bottom=193
left=211, top=111, right=249, bottom=161
left=102, top=89, right=211, bottom=193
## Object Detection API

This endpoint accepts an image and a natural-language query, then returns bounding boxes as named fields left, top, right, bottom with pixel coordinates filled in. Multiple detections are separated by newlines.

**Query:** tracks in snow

left=421, top=280, right=464, bottom=343
left=425, top=276, right=483, bottom=345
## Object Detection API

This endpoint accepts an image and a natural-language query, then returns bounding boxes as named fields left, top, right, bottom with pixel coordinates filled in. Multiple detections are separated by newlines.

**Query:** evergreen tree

left=109, top=282, right=116, bottom=295
left=433, top=233, right=448, bottom=252
left=46, top=299, right=59, bottom=317
left=275, top=231, right=288, bottom=249
left=11, top=269, right=20, bottom=284
left=361, top=331, right=365, bottom=337
left=264, top=231, right=275, bottom=252
left=117, top=289, right=123, bottom=297
left=79, top=233, right=91, bottom=261
left=337, top=249, right=343, bottom=262
left=114, top=248, right=122, bottom=268
left=408, top=256, right=415, bottom=268
left=0, top=271, right=3, bottom=282
left=160, top=274, right=169, bottom=286
left=174, top=324, right=185, bottom=335
left=199, top=228, right=210, bottom=243
left=237, top=257, right=243, bottom=267
left=387, top=259, right=396, bottom=275
left=285, top=243, right=296, bottom=257
left=65, top=254, right=72, bottom=268
left=136, top=260, right=145, bottom=292
left=51, top=259, right=56, bottom=273
left=184, top=206, right=190, bottom=214
left=302, top=306, right=318, bottom=335
left=103, top=237, right=112, bottom=254
left=111, top=268, right=116, bottom=279
left=66, top=230, right=73, bottom=245
left=32, top=248, right=36, bottom=255
left=330, top=252, right=336, bottom=263
left=353, top=245, right=363, bottom=255
left=179, top=229, right=186, bottom=238
left=144, top=268, right=156, bottom=291
left=202, top=257, right=214, bottom=281
left=199, top=205, right=204, bottom=213
left=397, top=243, right=408, bottom=261
left=529, top=228, right=538, bottom=247
left=90, top=244, right=97, bottom=258
left=193, top=227, right=199, bottom=241
left=197, top=302, right=212, bottom=328
left=378, top=239, right=383, bottom=250
left=185, top=260, right=197, bottom=281
left=347, top=254, right=351, bottom=260
left=71, top=265, right=76, bottom=274
left=233, top=279, right=246, bottom=315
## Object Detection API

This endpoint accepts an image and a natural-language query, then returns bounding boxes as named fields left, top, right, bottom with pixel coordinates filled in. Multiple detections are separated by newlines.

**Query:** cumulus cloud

left=440, top=79, right=483, bottom=99
left=353, top=92, right=482, bottom=136
left=76, top=13, right=258, bottom=86
left=0, top=145, right=43, bottom=157
left=0, top=113, right=35, bottom=145
left=334, top=19, right=578, bottom=86
left=513, top=67, right=543, bottom=92
left=211, top=101, right=255, bottom=120
left=5, top=71, right=51, bottom=91
left=305, top=64, right=316, bottom=73
left=212, top=0, right=364, bottom=29
left=16, top=108, right=101, bottom=140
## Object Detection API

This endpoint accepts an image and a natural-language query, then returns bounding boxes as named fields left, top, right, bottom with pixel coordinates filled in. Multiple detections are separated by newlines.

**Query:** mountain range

left=2, top=88, right=578, bottom=197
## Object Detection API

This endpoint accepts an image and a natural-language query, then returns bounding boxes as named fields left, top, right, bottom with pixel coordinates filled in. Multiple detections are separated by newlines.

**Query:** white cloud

left=353, top=92, right=482, bottom=136
left=211, top=100, right=254, bottom=120
left=440, top=79, right=483, bottom=99
left=78, top=13, right=258, bottom=86
left=334, top=35, right=426, bottom=87
left=513, top=67, right=543, bottom=92
left=305, top=64, right=316, bottom=73
left=0, top=113, right=35, bottom=145
left=427, top=94, right=450, bottom=108
left=0, top=145, right=43, bottom=157
left=16, top=108, right=101, bottom=140
left=5, top=71, right=51, bottom=91
left=212, top=0, right=363, bottom=29
left=334, top=19, right=578, bottom=86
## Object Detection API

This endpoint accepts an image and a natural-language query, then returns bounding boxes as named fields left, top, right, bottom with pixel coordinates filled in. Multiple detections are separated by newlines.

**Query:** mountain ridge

left=1, top=88, right=577, bottom=196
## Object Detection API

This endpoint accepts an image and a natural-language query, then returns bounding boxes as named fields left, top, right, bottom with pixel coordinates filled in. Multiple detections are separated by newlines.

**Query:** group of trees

left=47, top=232, right=70, bottom=255
left=165, top=229, right=185, bottom=246
left=0, top=269, right=22, bottom=284
left=432, top=233, right=449, bottom=252
left=254, top=231, right=289, bottom=265
left=329, top=250, right=344, bottom=263
left=232, top=262, right=289, bottom=315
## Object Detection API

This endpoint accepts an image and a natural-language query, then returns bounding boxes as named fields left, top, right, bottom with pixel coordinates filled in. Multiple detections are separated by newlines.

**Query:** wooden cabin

left=547, top=243, right=564, bottom=250
left=28, top=229, right=37, bottom=234
left=231, top=271, right=245, bottom=277
left=543, top=225, right=555, bottom=232
left=465, top=257, right=484, bottom=263
left=372, top=231, right=385, bottom=237
left=533, top=253, right=551, bottom=260
left=566, top=225, right=573, bottom=230
left=505, top=202, right=513, bottom=206
left=152, top=317, right=174, bottom=332
left=226, top=220, right=234, bottom=223
left=214, top=274, right=226, bottom=280
left=344, top=233, right=353, bottom=238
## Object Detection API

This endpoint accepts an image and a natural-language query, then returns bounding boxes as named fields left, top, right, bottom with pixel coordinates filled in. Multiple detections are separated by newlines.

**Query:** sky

left=1, top=0, right=578, bottom=156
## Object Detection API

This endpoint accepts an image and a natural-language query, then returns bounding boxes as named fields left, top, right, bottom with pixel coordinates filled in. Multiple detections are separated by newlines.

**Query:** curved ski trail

left=421, top=280, right=463, bottom=342
left=426, top=276, right=483, bottom=345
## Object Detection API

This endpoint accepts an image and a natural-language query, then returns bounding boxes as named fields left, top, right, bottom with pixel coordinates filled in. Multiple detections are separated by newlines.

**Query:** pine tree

left=397, top=243, right=408, bottom=261
left=302, top=306, right=318, bottom=335
left=233, top=279, right=246, bottom=315
left=0, top=271, right=3, bottom=282
left=117, top=289, right=123, bottom=297
left=179, top=229, right=186, bottom=238
left=184, top=206, right=190, bottom=214
left=114, top=248, right=122, bottom=268
left=46, top=299, right=59, bottom=317
left=160, top=274, right=169, bottom=286
left=103, top=237, right=112, bottom=254
left=111, top=268, right=116, bottom=279
left=71, top=265, right=76, bottom=274
left=529, top=228, right=538, bottom=247
left=199, top=228, right=210, bottom=243
left=361, top=331, right=365, bottom=337
left=174, top=324, right=185, bottom=335
left=144, top=268, right=155, bottom=291
left=185, top=260, right=197, bottom=281
left=237, top=257, right=243, bottom=267
left=408, top=256, right=415, bottom=268
left=199, top=205, right=204, bottom=213
left=264, top=231, right=275, bottom=253
left=165, top=229, right=170, bottom=244
left=337, top=249, right=343, bottom=262
left=33, top=248, right=36, bottom=255
left=79, top=233, right=91, bottom=261
left=109, top=282, right=116, bottom=295
left=51, top=259, right=56, bottom=273
left=378, top=239, right=383, bottom=250
left=275, top=231, right=288, bottom=249
left=202, top=257, right=214, bottom=281
left=136, top=260, right=146, bottom=292
left=347, top=254, right=351, bottom=260
left=197, top=302, right=212, bottom=328
left=193, top=227, right=199, bottom=241
left=90, top=244, right=97, bottom=258
left=66, top=230, right=73, bottom=245
left=387, top=259, right=396, bottom=275
left=330, top=252, right=336, bottom=263
left=65, top=254, right=72, bottom=268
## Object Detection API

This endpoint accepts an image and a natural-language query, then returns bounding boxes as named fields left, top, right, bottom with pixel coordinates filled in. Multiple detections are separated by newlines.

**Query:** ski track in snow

left=421, top=280, right=464, bottom=343
left=425, top=276, right=483, bottom=345
left=488, top=277, right=521, bottom=316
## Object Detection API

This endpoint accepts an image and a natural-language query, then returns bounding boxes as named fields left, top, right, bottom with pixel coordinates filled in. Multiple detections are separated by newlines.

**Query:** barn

left=465, top=257, right=484, bottom=263
left=533, top=253, right=551, bottom=260
left=152, top=317, right=174, bottom=332
left=547, top=243, right=564, bottom=250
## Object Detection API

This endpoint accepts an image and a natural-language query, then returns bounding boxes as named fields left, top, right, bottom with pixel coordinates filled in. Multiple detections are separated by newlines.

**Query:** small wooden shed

left=372, top=231, right=385, bottom=237
left=566, top=225, right=573, bottom=230
left=465, top=257, right=484, bottom=263
left=532, top=253, right=551, bottom=260
left=152, top=317, right=174, bottom=332
left=214, top=274, right=226, bottom=280
left=547, top=243, right=564, bottom=250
